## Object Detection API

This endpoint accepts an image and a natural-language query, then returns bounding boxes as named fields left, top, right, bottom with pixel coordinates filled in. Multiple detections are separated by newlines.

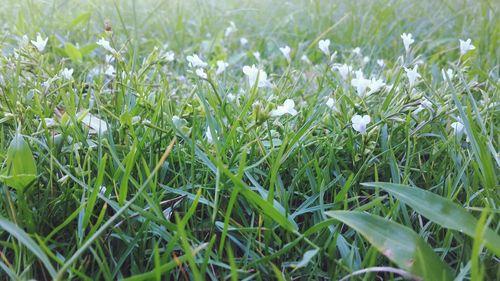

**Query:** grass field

left=0, top=0, right=499, bottom=280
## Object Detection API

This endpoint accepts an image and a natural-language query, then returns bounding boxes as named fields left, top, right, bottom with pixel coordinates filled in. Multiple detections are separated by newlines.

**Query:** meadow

left=0, top=0, right=499, bottom=280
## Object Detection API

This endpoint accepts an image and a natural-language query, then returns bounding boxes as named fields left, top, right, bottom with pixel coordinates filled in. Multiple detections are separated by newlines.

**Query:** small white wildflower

left=367, top=78, right=386, bottom=95
left=351, top=114, right=371, bottom=134
left=301, top=54, right=311, bottom=64
left=253, top=51, right=261, bottom=61
left=404, top=65, right=421, bottom=87
left=459, top=38, right=475, bottom=55
left=42, top=76, right=59, bottom=91
left=96, top=38, right=116, bottom=54
left=224, top=21, right=237, bottom=37
left=363, top=56, right=370, bottom=64
left=270, top=99, right=298, bottom=117
left=195, top=68, right=207, bottom=79
left=377, top=59, right=385, bottom=68
left=326, top=98, right=338, bottom=112
left=451, top=121, right=465, bottom=136
left=131, top=116, right=141, bottom=125
left=414, top=97, right=432, bottom=114
left=99, top=186, right=107, bottom=196
left=318, top=39, right=330, bottom=55
left=441, top=68, right=454, bottom=81
left=401, top=33, right=415, bottom=52
left=240, top=37, right=248, bottom=46
left=44, top=118, right=57, bottom=128
left=105, top=54, right=114, bottom=63
left=242, top=65, right=271, bottom=88
left=333, top=64, right=352, bottom=80
left=351, top=71, right=371, bottom=97
left=352, top=47, right=362, bottom=56
left=279, top=45, right=291, bottom=62
left=20, top=35, right=30, bottom=48
left=31, top=34, right=48, bottom=52
left=186, top=54, right=207, bottom=68
left=163, top=50, right=175, bottom=61
left=105, top=65, right=116, bottom=76
left=226, top=93, right=236, bottom=102
left=60, top=68, right=74, bottom=80
left=216, top=60, right=229, bottom=75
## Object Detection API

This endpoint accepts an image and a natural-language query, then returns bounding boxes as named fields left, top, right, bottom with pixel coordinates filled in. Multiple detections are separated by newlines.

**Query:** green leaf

left=79, top=43, right=98, bottom=56
left=284, top=249, right=319, bottom=270
left=119, top=144, right=137, bottom=206
left=68, top=12, right=91, bottom=29
left=65, top=43, right=82, bottom=62
left=363, top=182, right=500, bottom=256
left=0, top=134, right=37, bottom=191
left=325, top=211, right=453, bottom=281
left=0, top=217, right=57, bottom=278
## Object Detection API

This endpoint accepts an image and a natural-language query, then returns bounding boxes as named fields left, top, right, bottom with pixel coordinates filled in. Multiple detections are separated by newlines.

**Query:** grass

left=0, top=0, right=498, bottom=280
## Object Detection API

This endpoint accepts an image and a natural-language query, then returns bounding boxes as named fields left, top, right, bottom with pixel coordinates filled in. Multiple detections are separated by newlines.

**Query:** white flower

left=224, top=21, right=237, bottom=37
left=333, top=64, right=352, bottom=80
left=459, top=38, right=475, bottom=55
left=326, top=98, right=338, bottom=112
left=414, top=97, right=432, bottom=114
left=105, top=54, right=114, bottom=63
left=163, top=50, right=175, bottom=61
left=60, top=68, right=74, bottom=80
left=301, top=54, right=311, bottom=64
left=279, top=45, right=291, bottom=62
left=441, top=68, right=454, bottom=81
left=96, top=38, right=116, bottom=54
left=253, top=52, right=261, bottom=61
left=31, top=34, right=48, bottom=52
left=351, top=114, right=371, bottom=134
left=352, top=47, right=362, bottom=56
left=242, top=65, right=271, bottom=88
left=270, top=99, right=298, bottom=117
left=451, top=121, right=465, bottom=136
left=377, top=59, right=385, bottom=67
left=401, top=33, right=415, bottom=52
left=105, top=65, right=116, bottom=76
left=42, top=76, right=59, bottom=91
left=367, top=78, right=386, bottom=95
left=20, top=35, right=30, bottom=48
left=318, top=39, right=330, bottom=55
left=131, top=116, right=141, bottom=125
left=226, top=93, right=237, bottom=102
left=195, top=68, right=207, bottom=79
left=186, top=54, right=207, bottom=68
left=44, top=118, right=57, bottom=128
left=404, top=65, right=421, bottom=87
left=216, top=60, right=228, bottom=75
left=351, top=71, right=371, bottom=97
left=240, top=37, right=248, bottom=46
left=99, top=186, right=107, bottom=196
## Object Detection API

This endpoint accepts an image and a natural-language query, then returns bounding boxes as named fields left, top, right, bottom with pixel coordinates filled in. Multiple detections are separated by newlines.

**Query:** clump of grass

left=0, top=0, right=498, bottom=280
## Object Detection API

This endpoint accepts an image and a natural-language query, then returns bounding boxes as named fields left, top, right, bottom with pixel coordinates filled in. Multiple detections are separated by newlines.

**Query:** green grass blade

left=325, top=211, right=454, bottom=281
left=363, top=182, right=500, bottom=256
left=0, top=217, right=57, bottom=278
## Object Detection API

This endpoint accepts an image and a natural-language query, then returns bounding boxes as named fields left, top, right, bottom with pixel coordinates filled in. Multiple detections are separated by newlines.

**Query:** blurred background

left=0, top=0, right=498, bottom=71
